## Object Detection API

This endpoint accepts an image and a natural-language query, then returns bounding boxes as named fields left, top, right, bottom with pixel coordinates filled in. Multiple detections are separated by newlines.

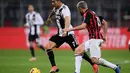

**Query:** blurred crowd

left=0, top=0, right=130, bottom=27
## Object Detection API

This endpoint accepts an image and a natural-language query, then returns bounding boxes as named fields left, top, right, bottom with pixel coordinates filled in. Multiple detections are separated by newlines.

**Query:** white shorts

left=85, top=39, right=103, bottom=58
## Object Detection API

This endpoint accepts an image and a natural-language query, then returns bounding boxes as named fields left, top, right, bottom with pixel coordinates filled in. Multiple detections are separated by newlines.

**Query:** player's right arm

left=45, top=8, right=55, bottom=25
left=101, top=19, right=108, bottom=41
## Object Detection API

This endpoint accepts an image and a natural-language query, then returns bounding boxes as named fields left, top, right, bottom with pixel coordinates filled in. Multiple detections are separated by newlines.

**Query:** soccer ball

left=30, top=68, right=40, bottom=73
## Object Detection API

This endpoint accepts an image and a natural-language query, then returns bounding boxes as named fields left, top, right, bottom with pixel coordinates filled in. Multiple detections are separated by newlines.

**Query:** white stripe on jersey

left=25, top=11, right=44, bottom=35
left=29, top=25, right=40, bottom=35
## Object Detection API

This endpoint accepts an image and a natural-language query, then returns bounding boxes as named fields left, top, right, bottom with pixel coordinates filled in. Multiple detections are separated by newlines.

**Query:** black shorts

left=49, top=34, right=79, bottom=51
left=28, top=34, right=40, bottom=43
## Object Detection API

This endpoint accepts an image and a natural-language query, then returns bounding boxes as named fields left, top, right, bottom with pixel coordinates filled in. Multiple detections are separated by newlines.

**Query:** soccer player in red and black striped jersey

left=64, top=1, right=120, bottom=73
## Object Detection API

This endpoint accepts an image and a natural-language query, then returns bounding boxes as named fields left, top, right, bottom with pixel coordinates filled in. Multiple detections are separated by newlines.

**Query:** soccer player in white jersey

left=24, top=5, right=45, bottom=61
left=64, top=1, right=120, bottom=73
left=44, top=0, right=98, bottom=73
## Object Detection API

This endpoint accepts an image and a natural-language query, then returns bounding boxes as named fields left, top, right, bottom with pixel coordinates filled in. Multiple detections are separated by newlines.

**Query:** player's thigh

left=66, top=34, right=79, bottom=51
left=84, top=40, right=90, bottom=52
left=28, top=35, right=34, bottom=46
left=74, top=43, right=85, bottom=55
left=29, top=41, right=33, bottom=47
left=89, top=39, right=103, bottom=59
left=45, top=35, right=64, bottom=49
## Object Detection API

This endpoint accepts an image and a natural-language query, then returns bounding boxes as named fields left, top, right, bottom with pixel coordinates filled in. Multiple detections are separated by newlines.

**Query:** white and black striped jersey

left=25, top=11, right=44, bottom=35
left=53, top=4, right=74, bottom=36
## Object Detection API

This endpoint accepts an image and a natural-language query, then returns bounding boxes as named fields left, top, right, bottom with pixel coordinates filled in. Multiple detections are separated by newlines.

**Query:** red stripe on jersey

left=84, top=10, right=103, bottom=39
left=89, top=11, right=97, bottom=39
left=91, top=11, right=99, bottom=39
left=88, top=18, right=93, bottom=37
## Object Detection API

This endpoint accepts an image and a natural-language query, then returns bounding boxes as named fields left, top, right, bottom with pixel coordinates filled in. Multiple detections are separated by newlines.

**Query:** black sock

left=46, top=49, right=56, bottom=67
left=82, top=53, right=94, bottom=65
left=39, top=45, right=45, bottom=51
left=29, top=46, right=35, bottom=57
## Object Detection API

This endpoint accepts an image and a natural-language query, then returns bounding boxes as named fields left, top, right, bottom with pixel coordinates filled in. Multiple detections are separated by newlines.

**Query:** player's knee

left=44, top=44, right=50, bottom=50
left=36, top=43, right=40, bottom=47
left=91, top=57, right=99, bottom=64
left=29, top=42, right=33, bottom=47
left=74, top=48, right=83, bottom=55
left=44, top=43, right=53, bottom=50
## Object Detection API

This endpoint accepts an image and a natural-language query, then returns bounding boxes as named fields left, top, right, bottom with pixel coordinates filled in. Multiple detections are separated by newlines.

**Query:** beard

left=79, top=11, right=84, bottom=16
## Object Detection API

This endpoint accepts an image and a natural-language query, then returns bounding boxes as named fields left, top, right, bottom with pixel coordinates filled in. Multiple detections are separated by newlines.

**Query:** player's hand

left=45, top=18, right=52, bottom=25
left=24, top=24, right=30, bottom=28
left=63, top=28, right=71, bottom=32
left=103, top=36, right=107, bottom=43
left=62, top=31, right=67, bottom=37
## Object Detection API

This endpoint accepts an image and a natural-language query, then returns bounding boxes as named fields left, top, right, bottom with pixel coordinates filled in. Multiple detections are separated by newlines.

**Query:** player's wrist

left=71, top=28, right=75, bottom=31
left=64, top=31, right=67, bottom=34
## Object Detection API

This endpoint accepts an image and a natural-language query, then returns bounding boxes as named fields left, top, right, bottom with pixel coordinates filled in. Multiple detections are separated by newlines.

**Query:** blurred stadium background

left=0, top=0, right=130, bottom=27
left=0, top=0, right=130, bottom=73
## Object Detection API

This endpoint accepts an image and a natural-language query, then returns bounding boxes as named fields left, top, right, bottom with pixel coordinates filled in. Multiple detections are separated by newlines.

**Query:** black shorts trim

left=49, top=34, right=79, bottom=49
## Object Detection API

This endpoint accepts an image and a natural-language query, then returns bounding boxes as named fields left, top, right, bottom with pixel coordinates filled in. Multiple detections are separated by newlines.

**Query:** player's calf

left=74, top=43, right=86, bottom=73
left=44, top=41, right=56, bottom=50
left=29, top=42, right=36, bottom=61
left=45, top=41, right=59, bottom=73
left=98, top=58, right=120, bottom=73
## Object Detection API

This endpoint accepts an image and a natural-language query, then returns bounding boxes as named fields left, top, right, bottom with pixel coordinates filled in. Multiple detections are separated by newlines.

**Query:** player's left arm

left=102, top=19, right=108, bottom=40
left=37, top=13, right=44, bottom=26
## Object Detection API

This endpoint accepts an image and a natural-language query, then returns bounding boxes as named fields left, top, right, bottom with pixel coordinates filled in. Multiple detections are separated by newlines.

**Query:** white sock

left=75, top=54, right=82, bottom=73
left=99, top=58, right=117, bottom=70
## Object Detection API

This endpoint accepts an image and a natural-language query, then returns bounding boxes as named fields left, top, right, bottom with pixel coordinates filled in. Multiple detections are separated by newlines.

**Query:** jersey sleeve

left=82, top=13, right=92, bottom=25
left=99, top=16, right=104, bottom=23
left=62, top=7, right=71, bottom=18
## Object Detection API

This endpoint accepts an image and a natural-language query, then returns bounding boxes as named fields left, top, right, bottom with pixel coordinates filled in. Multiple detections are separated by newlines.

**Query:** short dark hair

left=28, top=4, right=34, bottom=7
left=77, top=1, right=88, bottom=9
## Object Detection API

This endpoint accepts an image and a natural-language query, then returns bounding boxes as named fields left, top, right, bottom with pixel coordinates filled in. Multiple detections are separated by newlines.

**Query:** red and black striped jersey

left=82, top=10, right=103, bottom=39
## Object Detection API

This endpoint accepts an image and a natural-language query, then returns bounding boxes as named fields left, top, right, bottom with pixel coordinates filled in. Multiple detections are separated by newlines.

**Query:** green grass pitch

left=0, top=50, right=130, bottom=73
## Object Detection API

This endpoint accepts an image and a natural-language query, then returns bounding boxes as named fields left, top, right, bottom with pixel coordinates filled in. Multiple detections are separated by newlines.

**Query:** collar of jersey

left=29, top=11, right=35, bottom=14
left=56, top=4, right=64, bottom=10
